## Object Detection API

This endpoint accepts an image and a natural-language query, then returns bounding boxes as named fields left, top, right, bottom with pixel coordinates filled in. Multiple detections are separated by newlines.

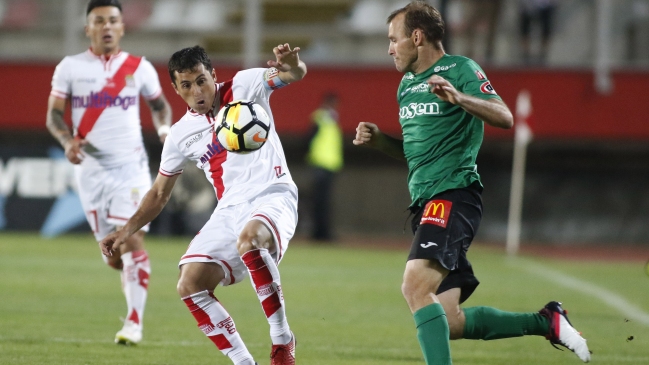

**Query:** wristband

left=157, top=125, right=170, bottom=137
left=263, top=67, right=288, bottom=90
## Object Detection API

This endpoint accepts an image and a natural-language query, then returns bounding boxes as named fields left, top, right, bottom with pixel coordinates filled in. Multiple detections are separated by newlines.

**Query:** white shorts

left=75, top=158, right=152, bottom=241
left=179, top=183, right=298, bottom=287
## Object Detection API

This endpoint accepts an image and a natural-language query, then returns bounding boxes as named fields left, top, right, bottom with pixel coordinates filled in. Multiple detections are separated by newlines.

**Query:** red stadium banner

left=1, top=63, right=648, bottom=140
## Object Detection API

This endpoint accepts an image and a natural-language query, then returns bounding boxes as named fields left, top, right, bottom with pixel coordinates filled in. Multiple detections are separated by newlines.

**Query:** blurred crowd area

left=1, top=0, right=648, bottom=68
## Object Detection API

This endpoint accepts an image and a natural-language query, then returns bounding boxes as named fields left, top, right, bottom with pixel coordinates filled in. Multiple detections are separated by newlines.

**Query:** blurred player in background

left=353, top=1, right=590, bottom=364
left=100, top=44, right=306, bottom=365
left=306, top=92, right=343, bottom=242
left=45, top=0, right=172, bottom=345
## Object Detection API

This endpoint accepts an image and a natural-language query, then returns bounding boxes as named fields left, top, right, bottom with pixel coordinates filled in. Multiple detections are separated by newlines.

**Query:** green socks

left=462, top=306, right=550, bottom=340
left=413, top=303, right=452, bottom=365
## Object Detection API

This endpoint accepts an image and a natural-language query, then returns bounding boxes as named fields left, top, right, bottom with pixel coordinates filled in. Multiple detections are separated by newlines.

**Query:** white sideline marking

left=512, top=258, right=649, bottom=327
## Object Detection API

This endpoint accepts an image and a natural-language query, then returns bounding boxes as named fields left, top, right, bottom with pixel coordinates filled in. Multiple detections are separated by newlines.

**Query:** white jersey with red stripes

left=159, top=68, right=295, bottom=208
left=50, top=49, right=163, bottom=169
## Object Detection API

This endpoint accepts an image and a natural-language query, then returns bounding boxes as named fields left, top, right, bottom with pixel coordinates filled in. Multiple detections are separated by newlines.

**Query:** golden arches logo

left=425, top=202, right=445, bottom=218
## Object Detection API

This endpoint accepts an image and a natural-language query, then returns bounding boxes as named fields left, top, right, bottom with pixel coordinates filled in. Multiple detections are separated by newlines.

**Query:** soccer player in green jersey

left=353, top=1, right=590, bottom=364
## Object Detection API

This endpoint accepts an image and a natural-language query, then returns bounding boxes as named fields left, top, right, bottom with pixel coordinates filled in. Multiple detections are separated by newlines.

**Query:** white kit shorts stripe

left=179, top=183, right=297, bottom=286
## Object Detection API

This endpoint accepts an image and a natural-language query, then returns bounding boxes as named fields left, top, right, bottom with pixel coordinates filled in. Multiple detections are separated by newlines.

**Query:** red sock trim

left=137, top=268, right=150, bottom=289
left=128, top=309, right=140, bottom=324
left=261, top=291, right=282, bottom=318
left=242, top=250, right=274, bottom=289
left=208, top=334, right=233, bottom=350
left=183, top=294, right=216, bottom=335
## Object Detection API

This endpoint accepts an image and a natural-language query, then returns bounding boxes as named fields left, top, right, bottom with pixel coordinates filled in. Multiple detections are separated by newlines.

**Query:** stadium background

left=1, top=0, right=648, bottom=246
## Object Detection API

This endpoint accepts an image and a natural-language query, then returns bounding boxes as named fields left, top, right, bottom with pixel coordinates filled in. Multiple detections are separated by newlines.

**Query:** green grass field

left=1, top=232, right=648, bottom=364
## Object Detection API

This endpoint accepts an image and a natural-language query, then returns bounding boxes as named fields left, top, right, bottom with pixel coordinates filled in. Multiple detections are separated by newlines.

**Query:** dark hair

left=86, top=0, right=122, bottom=16
left=387, top=1, right=445, bottom=48
left=168, top=46, right=213, bottom=84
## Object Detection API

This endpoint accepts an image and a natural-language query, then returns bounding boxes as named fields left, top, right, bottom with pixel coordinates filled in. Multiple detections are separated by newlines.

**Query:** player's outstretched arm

left=269, top=43, right=307, bottom=84
left=99, top=173, right=179, bottom=256
left=353, top=122, right=405, bottom=161
left=427, top=75, right=513, bottom=129
left=146, top=93, right=173, bottom=143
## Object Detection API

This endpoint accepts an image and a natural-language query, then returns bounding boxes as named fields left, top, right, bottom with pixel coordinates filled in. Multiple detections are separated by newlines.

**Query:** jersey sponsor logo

left=185, top=132, right=203, bottom=148
left=199, top=140, right=226, bottom=165
left=433, top=63, right=457, bottom=72
left=399, top=102, right=440, bottom=119
left=76, top=55, right=142, bottom=138
left=400, top=83, right=430, bottom=97
left=71, top=91, right=137, bottom=111
left=480, top=81, right=497, bottom=95
left=420, top=242, right=438, bottom=248
left=420, top=199, right=452, bottom=228
left=475, top=70, right=486, bottom=80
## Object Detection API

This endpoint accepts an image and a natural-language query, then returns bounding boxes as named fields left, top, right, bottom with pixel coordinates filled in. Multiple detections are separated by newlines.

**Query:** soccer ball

left=214, top=100, right=271, bottom=152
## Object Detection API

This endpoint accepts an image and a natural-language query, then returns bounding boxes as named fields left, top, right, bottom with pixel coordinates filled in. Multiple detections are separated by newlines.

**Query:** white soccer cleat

left=539, top=301, right=591, bottom=362
left=115, top=320, right=142, bottom=346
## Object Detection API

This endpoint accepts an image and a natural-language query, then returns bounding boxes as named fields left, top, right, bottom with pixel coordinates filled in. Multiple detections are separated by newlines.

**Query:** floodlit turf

left=1, top=232, right=648, bottom=364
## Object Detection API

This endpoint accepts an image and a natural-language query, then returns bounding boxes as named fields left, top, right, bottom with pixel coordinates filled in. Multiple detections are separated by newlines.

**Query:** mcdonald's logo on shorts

left=420, top=199, right=453, bottom=228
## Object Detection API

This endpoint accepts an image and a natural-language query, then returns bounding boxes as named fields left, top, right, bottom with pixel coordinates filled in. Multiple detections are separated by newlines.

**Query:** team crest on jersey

left=475, top=70, right=486, bottom=80
left=480, top=81, right=497, bottom=95
left=125, top=74, right=135, bottom=88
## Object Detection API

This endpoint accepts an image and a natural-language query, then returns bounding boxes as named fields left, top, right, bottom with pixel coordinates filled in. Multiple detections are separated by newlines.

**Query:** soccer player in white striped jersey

left=100, top=45, right=306, bottom=365
left=45, top=0, right=172, bottom=346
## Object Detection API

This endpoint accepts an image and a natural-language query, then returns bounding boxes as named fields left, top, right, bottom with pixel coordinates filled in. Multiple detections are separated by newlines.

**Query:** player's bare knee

left=401, top=277, right=423, bottom=310
left=177, top=270, right=199, bottom=298
left=236, top=233, right=257, bottom=256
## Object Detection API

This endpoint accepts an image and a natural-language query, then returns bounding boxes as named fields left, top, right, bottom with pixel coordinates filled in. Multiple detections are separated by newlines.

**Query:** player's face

left=172, top=63, right=217, bottom=115
left=388, top=13, right=417, bottom=73
left=85, top=6, right=124, bottom=55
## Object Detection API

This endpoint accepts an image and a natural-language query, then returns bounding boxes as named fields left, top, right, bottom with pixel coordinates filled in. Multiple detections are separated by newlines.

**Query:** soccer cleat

left=270, top=332, right=296, bottom=365
left=114, top=320, right=142, bottom=346
left=539, top=301, right=591, bottom=362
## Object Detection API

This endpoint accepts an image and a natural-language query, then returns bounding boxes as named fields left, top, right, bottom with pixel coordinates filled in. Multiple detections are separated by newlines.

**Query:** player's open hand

left=353, top=122, right=380, bottom=147
left=64, top=137, right=87, bottom=164
left=99, top=231, right=125, bottom=257
left=427, top=75, right=462, bottom=105
left=268, top=43, right=301, bottom=72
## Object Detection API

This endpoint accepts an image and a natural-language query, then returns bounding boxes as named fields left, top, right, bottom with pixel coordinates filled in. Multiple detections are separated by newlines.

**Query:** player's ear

left=413, top=29, right=422, bottom=46
left=211, top=68, right=217, bottom=82
left=171, top=81, right=179, bottom=94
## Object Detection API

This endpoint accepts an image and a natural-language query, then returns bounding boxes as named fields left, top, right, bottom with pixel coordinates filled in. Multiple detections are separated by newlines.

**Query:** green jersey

left=397, top=54, right=501, bottom=208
